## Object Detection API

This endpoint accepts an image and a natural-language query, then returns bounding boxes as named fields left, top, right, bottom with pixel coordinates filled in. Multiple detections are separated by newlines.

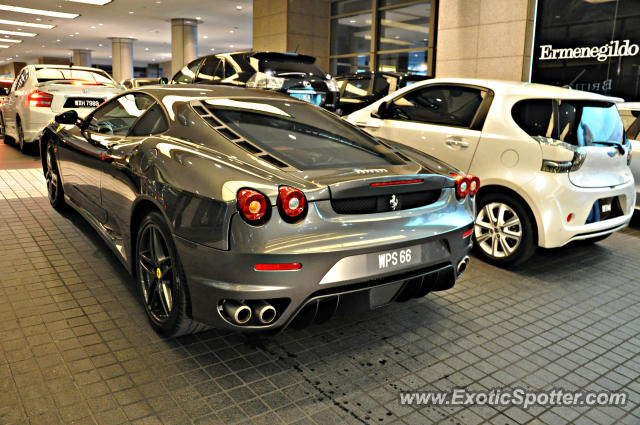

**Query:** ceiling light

left=56, top=39, right=60, bottom=42
left=349, top=20, right=356, bottom=23
left=74, top=31, right=79, bottom=34
left=144, top=47, right=149, bottom=50
left=0, top=38, right=21, bottom=43
left=0, top=19, right=54, bottom=29
left=128, top=11, right=134, bottom=14
left=0, top=5, right=78, bottom=19
left=0, top=29, right=36, bottom=36
left=196, top=16, right=201, bottom=20
left=35, top=18, right=41, bottom=21
left=203, top=35, right=208, bottom=39
left=210, top=48, right=215, bottom=51
left=66, top=0, right=113, bottom=5
left=98, top=43, right=102, bottom=46
left=229, top=29, right=234, bottom=33
left=230, top=44, right=234, bottom=48
left=0, top=46, right=9, bottom=49
left=90, top=25, right=96, bottom=28
left=236, top=5, right=242, bottom=10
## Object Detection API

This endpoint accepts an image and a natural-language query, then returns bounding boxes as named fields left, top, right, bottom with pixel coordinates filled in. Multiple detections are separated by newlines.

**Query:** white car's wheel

left=17, top=118, right=27, bottom=153
left=473, top=193, right=536, bottom=266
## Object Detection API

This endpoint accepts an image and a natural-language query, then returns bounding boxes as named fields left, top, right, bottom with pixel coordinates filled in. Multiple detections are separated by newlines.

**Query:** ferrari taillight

left=451, top=173, right=480, bottom=200
left=28, top=90, right=53, bottom=108
left=277, top=186, right=307, bottom=222
left=237, top=189, right=269, bottom=224
left=467, top=174, right=480, bottom=196
left=451, top=174, right=470, bottom=200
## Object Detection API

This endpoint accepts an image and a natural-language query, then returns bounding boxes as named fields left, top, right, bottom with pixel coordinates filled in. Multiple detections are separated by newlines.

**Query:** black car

left=335, top=72, right=430, bottom=115
left=171, top=51, right=340, bottom=111
left=121, top=77, right=168, bottom=89
left=40, top=85, right=476, bottom=336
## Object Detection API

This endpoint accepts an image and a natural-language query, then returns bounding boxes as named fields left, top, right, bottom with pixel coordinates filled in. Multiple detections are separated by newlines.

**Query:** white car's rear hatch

left=556, top=99, right=632, bottom=188
left=568, top=145, right=631, bottom=188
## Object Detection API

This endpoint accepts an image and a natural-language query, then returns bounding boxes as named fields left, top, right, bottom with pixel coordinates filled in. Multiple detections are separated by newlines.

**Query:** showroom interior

left=0, top=0, right=639, bottom=424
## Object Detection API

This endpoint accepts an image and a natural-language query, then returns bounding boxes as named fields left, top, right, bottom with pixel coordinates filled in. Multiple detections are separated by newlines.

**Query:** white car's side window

left=388, top=85, right=485, bottom=128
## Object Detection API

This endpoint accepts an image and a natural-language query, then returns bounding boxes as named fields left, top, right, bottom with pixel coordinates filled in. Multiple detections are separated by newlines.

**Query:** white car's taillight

left=534, top=136, right=587, bottom=173
left=28, top=90, right=53, bottom=108
left=246, top=72, right=285, bottom=90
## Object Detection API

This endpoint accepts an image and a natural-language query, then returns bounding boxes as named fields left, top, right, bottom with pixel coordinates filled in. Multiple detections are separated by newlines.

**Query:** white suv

left=347, top=78, right=635, bottom=266
left=0, top=65, right=122, bottom=153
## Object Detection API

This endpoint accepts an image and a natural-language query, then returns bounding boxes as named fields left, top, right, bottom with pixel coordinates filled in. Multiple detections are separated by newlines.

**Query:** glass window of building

left=329, top=0, right=435, bottom=77
left=532, top=0, right=640, bottom=101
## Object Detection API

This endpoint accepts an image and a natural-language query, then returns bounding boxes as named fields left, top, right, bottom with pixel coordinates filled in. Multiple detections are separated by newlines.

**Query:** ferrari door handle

left=355, top=121, right=380, bottom=130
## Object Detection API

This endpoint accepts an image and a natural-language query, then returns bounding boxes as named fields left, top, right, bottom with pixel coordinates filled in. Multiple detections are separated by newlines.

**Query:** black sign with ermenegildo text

left=532, top=0, right=640, bottom=101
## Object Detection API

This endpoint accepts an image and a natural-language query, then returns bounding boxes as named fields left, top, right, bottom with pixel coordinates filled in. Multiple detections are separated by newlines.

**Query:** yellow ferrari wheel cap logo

left=156, top=268, right=162, bottom=279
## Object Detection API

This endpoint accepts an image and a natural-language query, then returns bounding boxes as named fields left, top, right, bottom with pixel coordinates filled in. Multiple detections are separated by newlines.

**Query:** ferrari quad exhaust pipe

left=250, top=300, right=277, bottom=324
left=222, top=300, right=252, bottom=325
left=457, top=256, right=470, bottom=274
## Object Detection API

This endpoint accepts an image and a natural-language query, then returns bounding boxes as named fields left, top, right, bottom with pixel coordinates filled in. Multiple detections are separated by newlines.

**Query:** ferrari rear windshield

left=203, top=98, right=405, bottom=170
left=35, top=68, right=115, bottom=85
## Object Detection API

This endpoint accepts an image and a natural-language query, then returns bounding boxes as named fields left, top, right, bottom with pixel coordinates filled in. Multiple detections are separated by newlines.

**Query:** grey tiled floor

left=0, top=143, right=639, bottom=425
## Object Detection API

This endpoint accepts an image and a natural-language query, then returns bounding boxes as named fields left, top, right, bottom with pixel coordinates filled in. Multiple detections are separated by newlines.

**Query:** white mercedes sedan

left=0, top=65, right=122, bottom=153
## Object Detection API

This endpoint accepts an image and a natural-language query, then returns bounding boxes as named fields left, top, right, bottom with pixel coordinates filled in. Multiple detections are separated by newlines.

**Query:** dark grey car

left=41, top=85, right=477, bottom=336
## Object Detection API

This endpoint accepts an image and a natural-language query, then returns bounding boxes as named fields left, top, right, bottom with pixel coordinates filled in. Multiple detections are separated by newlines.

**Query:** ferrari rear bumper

left=175, top=224, right=473, bottom=331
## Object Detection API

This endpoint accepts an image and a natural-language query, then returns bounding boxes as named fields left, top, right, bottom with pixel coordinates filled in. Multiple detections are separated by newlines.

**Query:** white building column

left=171, top=18, right=198, bottom=77
left=110, top=37, right=134, bottom=82
left=72, top=49, right=92, bottom=67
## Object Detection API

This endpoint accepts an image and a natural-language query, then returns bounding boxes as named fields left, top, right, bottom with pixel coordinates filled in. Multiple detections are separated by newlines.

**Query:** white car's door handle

left=445, top=136, right=469, bottom=148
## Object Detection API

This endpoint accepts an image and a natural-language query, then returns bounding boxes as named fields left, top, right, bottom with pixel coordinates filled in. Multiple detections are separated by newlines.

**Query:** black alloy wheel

left=0, top=114, right=8, bottom=144
left=45, top=140, right=65, bottom=210
left=135, top=211, right=206, bottom=337
left=17, top=118, right=27, bottom=153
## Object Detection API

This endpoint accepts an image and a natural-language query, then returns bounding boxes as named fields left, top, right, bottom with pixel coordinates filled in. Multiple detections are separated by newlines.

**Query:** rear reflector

left=370, top=179, right=423, bottom=187
left=463, top=228, right=473, bottom=238
left=254, top=263, right=302, bottom=271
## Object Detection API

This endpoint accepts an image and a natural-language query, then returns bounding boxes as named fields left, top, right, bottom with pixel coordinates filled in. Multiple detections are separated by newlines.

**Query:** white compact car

left=348, top=78, right=635, bottom=266
left=0, top=65, right=122, bottom=153
left=616, top=102, right=640, bottom=211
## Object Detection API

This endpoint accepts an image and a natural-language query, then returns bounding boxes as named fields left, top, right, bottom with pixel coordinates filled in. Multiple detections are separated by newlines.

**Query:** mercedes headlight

left=326, top=78, right=339, bottom=92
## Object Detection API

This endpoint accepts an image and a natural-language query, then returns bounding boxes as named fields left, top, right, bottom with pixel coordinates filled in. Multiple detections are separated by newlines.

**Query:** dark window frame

left=385, top=83, right=494, bottom=130
left=84, top=92, right=169, bottom=138
left=329, top=0, right=435, bottom=76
